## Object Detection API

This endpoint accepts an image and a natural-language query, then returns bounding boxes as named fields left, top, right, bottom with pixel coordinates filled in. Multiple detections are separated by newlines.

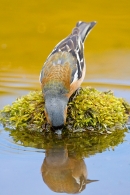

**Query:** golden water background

left=0, top=0, right=130, bottom=81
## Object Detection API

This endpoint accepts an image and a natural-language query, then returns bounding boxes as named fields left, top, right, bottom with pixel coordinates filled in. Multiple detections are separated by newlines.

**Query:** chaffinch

left=40, top=21, right=96, bottom=129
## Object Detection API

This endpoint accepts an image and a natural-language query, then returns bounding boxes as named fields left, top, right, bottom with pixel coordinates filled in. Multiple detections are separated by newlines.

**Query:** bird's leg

left=42, top=122, right=51, bottom=131
left=69, top=87, right=82, bottom=102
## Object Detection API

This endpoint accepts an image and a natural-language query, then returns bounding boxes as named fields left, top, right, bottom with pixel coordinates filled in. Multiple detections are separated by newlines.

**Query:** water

left=0, top=0, right=130, bottom=194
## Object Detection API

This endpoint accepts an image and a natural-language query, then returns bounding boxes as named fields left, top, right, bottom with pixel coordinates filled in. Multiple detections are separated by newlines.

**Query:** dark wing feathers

left=46, top=27, right=84, bottom=83
left=40, top=21, right=96, bottom=84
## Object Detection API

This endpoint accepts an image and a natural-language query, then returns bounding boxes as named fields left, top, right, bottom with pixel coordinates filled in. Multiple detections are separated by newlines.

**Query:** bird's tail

left=76, top=21, right=96, bottom=43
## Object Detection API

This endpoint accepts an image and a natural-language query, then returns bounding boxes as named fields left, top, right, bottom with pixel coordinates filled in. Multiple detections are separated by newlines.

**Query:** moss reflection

left=4, top=126, right=128, bottom=158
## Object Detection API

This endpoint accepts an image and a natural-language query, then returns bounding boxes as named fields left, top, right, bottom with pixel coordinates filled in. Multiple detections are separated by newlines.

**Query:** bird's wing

left=50, top=28, right=84, bottom=83
left=40, top=21, right=96, bottom=85
left=40, top=28, right=84, bottom=85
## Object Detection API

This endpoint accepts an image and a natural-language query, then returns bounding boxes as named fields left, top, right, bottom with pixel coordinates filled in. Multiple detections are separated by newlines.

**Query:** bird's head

left=44, top=92, right=68, bottom=129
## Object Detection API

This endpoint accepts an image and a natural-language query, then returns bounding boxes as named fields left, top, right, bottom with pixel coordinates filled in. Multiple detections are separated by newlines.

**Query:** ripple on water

left=0, top=70, right=40, bottom=95
left=0, top=70, right=41, bottom=107
left=0, top=125, right=44, bottom=154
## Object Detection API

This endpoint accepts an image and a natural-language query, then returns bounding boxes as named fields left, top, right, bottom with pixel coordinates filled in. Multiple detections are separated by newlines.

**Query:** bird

left=40, top=21, right=96, bottom=130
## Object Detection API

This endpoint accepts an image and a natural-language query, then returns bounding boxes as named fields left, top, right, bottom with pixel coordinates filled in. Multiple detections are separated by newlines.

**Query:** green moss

left=68, top=88, right=130, bottom=133
left=4, top=126, right=128, bottom=158
left=0, top=87, right=130, bottom=134
left=0, top=91, right=45, bottom=131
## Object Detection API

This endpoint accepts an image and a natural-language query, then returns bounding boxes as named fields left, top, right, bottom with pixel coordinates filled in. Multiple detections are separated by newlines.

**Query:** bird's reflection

left=41, top=146, right=98, bottom=193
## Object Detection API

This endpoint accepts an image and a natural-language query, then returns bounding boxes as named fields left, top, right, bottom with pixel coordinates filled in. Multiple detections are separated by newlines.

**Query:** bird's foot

left=42, top=123, right=51, bottom=131
left=69, top=87, right=82, bottom=102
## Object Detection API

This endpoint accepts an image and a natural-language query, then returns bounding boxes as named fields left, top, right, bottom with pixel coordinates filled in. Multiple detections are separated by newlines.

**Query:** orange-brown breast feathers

left=42, top=62, right=71, bottom=91
left=40, top=52, right=77, bottom=94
